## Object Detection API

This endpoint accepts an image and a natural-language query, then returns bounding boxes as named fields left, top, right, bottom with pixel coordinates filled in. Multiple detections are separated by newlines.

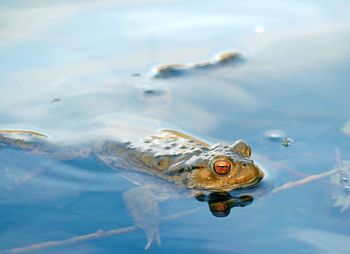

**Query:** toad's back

left=97, top=130, right=210, bottom=182
left=129, top=130, right=210, bottom=171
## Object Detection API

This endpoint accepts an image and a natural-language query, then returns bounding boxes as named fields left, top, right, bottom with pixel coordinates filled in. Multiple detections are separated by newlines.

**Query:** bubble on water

left=254, top=25, right=265, bottom=34
left=341, top=120, right=350, bottom=136
left=340, top=176, right=349, bottom=182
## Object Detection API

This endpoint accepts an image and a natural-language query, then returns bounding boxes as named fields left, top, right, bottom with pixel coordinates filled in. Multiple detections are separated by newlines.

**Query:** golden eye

left=213, top=160, right=231, bottom=175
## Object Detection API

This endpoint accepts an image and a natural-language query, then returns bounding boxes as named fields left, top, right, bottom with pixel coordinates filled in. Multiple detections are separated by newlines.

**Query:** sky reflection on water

left=1, top=0, right=350, bottom=253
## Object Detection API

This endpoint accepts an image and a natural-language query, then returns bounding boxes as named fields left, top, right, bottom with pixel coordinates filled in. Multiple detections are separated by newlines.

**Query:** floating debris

left=151, top=51, right=243, bottom=79
left=214, top=52, right=241, bottom=65
left=51, top=98, right=62, bottom=103
left=143, top=88, right=164, bottom=96
left=264, top=129, right=293, bottom=147
left=131, top=73, right=141, bottom=77
left=139, top=84, right=165, bottom=96
left=282, top=137, right=294, bottom=147
left=152, top=64, right=187, bottom=79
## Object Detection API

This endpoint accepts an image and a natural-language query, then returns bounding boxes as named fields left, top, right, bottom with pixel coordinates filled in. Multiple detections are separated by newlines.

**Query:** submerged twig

left=1, top=227, right=137, bottom=254
left=271, top=148, right=346, bottom=194
left=271, top=168, right=338, bottom=194
left=0, top=207, right=202, bottom=254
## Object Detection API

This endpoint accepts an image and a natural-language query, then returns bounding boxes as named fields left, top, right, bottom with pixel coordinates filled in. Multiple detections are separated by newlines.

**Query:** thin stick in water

left=0, top=207, right=202, bottom=254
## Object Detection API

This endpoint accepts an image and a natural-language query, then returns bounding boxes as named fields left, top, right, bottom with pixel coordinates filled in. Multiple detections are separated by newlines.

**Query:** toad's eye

left=213, top=160, right=231, bottom=175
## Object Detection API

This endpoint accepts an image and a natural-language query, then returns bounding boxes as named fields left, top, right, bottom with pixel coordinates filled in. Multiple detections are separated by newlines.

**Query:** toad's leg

left=0, top=130, right=50, bottom=152
left=0, top=130, right=94, bottom=160
left=123, top=185, right=161, bottom=250
left=123, top=185, right=166, bottom=250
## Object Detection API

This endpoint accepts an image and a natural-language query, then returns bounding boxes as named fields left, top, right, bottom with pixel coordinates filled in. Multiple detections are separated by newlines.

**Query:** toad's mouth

left=197, top=170, right=265, bottom=192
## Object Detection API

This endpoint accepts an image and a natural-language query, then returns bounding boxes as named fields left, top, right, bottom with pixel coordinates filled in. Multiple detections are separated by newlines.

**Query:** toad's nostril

left=213, top=160, right=231, bottom=175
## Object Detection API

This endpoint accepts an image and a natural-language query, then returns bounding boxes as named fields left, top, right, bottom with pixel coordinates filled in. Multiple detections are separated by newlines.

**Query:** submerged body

left=0, top=129, right=264, bottom=248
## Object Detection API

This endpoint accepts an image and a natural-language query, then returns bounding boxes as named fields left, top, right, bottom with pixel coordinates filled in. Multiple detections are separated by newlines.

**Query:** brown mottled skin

left=97, top=130, right=264, bottom=191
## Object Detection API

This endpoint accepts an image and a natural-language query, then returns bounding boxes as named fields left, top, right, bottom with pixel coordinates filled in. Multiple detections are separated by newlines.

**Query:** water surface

left=1, top=1, right=350, bottom=253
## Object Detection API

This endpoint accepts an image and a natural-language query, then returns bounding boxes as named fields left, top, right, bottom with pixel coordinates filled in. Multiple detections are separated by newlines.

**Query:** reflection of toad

left=196, top=192, right=253, bottom=217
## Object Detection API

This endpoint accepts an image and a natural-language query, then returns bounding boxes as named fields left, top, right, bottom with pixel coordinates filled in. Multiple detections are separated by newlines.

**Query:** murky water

left=1, top=1, right=350, bottom=253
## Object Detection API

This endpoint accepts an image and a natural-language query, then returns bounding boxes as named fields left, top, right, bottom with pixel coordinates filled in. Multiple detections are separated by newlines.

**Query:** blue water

left=1, top=1, right=350, bottom=253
